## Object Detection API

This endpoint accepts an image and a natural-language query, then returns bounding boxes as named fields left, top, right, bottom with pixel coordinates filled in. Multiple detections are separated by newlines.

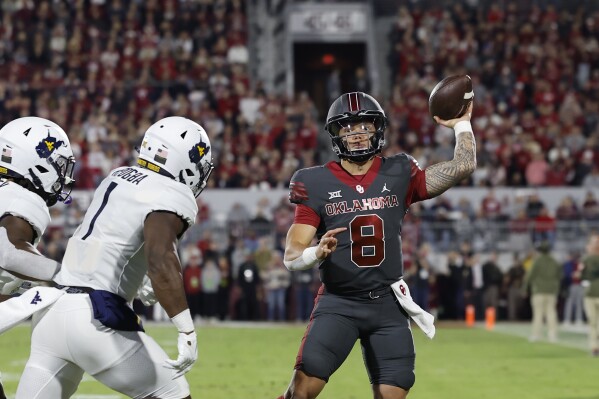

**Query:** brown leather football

left=428, top=74, right=474, bottom=121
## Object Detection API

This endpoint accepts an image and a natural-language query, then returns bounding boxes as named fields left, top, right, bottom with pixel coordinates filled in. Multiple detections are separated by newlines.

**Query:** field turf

left=0, top=322, right=597, bottom=398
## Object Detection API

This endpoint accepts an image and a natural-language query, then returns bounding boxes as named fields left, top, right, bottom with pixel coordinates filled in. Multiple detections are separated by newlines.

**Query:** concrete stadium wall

left=196, top=187, right=599, bottom=219
left=71, top=186, right=599, bottom=221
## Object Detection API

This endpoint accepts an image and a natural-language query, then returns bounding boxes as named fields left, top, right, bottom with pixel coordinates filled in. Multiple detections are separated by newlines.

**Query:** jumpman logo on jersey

left=381, top=183, right=390, bottom=193
left=30, top=291, right=42, bottom=305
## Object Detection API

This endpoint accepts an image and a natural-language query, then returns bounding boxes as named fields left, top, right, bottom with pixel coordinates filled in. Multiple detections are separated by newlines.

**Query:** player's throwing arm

left=426, top=101, right=477, bottom=197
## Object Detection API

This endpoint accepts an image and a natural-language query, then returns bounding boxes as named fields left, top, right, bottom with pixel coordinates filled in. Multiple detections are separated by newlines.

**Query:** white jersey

left=0, top=179, right=50, bottom=242
left=0, top=179, right=50, bottom=293
left=54, top=166, right=198, bottom=301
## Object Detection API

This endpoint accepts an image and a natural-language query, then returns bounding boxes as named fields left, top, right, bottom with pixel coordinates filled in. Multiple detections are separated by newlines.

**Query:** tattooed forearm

left=425, top=131, right=477, bottom=197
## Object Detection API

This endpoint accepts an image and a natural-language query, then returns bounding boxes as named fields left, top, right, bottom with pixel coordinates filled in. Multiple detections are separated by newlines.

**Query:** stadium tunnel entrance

left=293, top=42, right=367, bottom=119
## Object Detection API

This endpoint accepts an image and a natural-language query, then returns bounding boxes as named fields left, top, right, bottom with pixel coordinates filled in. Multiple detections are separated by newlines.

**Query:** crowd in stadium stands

left=1, top=1, right=598, bottom=190
left=386, top=2, right=599, bottom=188
left=0, top=0, right=319, bottom=190
left=2, top=1, right=599, bottom=322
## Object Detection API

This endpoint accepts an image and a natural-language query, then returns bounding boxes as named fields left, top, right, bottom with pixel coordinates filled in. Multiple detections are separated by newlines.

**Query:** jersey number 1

left=349, top=214, right=385, bottom=267
left=82, top=182, right=118, bottom=240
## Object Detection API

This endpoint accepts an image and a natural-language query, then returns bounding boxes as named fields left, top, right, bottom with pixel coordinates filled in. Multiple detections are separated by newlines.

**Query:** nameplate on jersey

left=136, top=159, right=175, bottom=179
left=111, top=167, right=148, bottom=185
left=137, top=158, right=162, bottom=173
left=89, top=290, right=145, bottom=332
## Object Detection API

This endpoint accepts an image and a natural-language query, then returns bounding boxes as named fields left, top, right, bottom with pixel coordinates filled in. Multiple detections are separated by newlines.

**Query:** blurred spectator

left=465, top=253, right=485, bottom=320
left=447, top=250, right=467, bottom=319
left=562, top=252, right=585, bottom=326
left=508, top=209, right=532, bottom=252
left=583, top=166, right=599, bottom=188
left=482, top=252, right=503, bottom=313
left=505, top=253, right=526, bottom=321
left=272, top=198, right=294, bottom=246
left=532, top=206, right=557, bottom=246
left=430, top=196, right=453, bottom=251
left=411, top=243, right=433, bottom=311
left=581, top=233, right=599, bottom=356
left=253, top=236, right=273, bottom=273
left=582, top=191, right=599, bottom=221
left=217, top=255, right=232, bottom=321
left=555, top=196, right=581, bottom=221
left=183, top=246, right=203, bottom=321
left=236, top=251, right=261, bottom=320
left=263, top=250, right=291, bottom=321
left=201, top=257, right=221, bottom=321
left=526, top=193, right=546, bottom=219
left=479, top=188, right=502, bottom=220
left=525, top=152, right=549, bottom=187
left=523, top=242, right=562, bottom=342
left=292, top=269, right=316, bottom=322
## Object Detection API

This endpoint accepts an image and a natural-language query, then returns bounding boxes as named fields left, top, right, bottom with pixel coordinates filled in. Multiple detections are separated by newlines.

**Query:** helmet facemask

left=48, top=151, right=76, bottom=205
left=0, top=117, right=76, bottom=206
left=327, top=112, right=387, bottom=163
left=27, top=151, right=76, bottom=206
left=183, top=151, right=214, bottom=198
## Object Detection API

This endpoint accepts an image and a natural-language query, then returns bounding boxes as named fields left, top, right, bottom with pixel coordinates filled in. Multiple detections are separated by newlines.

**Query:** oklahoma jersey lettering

left=289, top=154, right=429, bottom=295
left=55, top=166, right=198, bottom=301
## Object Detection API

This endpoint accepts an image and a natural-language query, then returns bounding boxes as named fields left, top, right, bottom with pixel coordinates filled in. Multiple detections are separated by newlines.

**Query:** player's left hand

left=316, top=227, right=347, bottom=260
left=165, top=331, right=198, bottom=379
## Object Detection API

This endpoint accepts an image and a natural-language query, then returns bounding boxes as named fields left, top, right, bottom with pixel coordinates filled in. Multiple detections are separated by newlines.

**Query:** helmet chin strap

left=345, top=155, right=374, bottom=164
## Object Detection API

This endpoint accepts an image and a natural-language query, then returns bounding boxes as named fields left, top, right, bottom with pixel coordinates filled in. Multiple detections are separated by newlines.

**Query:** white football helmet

left=138, top=116, right=214, bottom=197
left=0, top=117, right=75, bottom=206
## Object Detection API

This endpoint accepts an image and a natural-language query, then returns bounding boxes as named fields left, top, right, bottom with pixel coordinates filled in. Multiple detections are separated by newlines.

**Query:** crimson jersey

left=289, top=155, right=429, bottom=295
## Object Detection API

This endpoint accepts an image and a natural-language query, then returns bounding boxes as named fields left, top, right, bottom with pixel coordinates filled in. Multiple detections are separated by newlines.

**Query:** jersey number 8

left=349, top=214, right=385, bottom=267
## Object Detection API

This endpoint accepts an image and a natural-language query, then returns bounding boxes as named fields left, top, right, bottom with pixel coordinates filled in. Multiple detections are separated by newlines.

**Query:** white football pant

left=16, top=294, right=190, bottom=399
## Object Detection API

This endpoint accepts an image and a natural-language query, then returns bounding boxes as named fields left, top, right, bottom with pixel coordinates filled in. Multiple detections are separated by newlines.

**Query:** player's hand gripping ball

left=428, top=74, right=474, bottom=121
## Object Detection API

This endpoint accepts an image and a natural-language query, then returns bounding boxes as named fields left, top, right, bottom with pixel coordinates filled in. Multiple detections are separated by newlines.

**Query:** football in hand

left=428, top=74, right=474, bottom=121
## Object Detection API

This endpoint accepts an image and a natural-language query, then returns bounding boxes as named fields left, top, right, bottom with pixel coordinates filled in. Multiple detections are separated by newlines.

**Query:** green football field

left=0, top=322, right=597, bottom=399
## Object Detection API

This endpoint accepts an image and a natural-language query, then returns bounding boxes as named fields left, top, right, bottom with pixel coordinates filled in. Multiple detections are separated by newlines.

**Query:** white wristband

left=453, top=121, right=472, bottom=137
left=283, top=246, right=319, bottom=271
left=171, top=309, right=194, bottom=333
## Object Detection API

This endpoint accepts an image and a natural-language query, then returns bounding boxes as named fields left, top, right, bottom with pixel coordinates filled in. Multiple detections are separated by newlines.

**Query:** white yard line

left=485, top=321, right=589, bottom=352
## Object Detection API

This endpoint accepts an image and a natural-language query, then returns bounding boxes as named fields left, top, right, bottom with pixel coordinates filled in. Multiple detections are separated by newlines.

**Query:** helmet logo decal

left=1, top=146, right=12, bottom=164
left=35, top=131, right=65, bottom=159
left=154, top=147, right=169, bottom=165
left=347, top=92, right=361, bottom=112
left=189, top=140, right=209, bottom=164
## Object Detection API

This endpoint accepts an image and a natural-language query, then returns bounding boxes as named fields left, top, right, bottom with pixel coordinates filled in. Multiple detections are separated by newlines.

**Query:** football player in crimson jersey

left=277, top=92, right=476, bottom=399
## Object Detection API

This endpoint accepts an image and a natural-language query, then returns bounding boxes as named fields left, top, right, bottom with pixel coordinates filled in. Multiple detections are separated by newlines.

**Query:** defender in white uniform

left=0, top=117, right=75, bottom=294
left=16, top=117, right=213, bottom=399
left=0, top=117, right=75, bottom=399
